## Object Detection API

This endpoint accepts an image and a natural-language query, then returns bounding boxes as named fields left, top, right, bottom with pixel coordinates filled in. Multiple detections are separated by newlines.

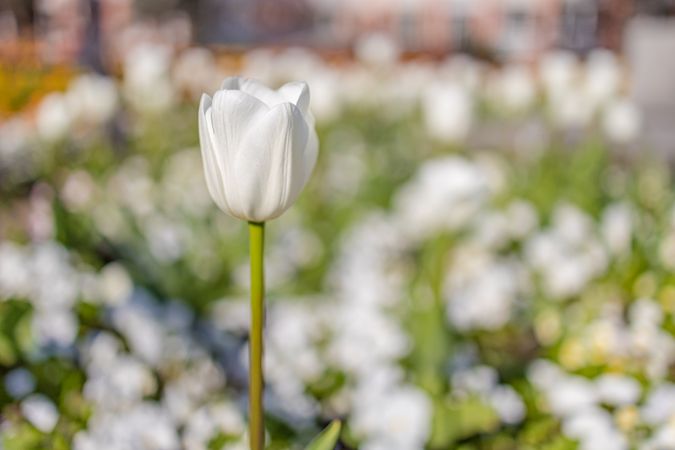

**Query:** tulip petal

left=278, top=81, right=310, bottom=115
left=210, top=89, right=269, bottom=218
left=198, top=94, right=229, bottom=212
left=237, top=78, right=285, bottom=108
left=236, top=103, right=309, bottom=221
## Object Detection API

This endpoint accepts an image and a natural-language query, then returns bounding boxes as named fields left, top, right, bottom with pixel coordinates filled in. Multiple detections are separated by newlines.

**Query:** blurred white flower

left=61, top=170, right=96, bottom=212
left=198, top=77, right=318, bottom=222
left=595, top=374, right=641, bottom=406
left=540, top=51, right=578, bottom=99
left=489, top=385, right=526, bottom=425
left=445, top=254, right=523, bottom=331
left=67, top=74, right=119, bottom=126
left=489, top=65, right=536, bottom=114
left=324, top=141, right=366, bottom=198
left=21, top=394, right=59, bottom=433
left=547, top=376, right=597, bottom=416
left=173, top=48, right=222, bottom=100
left=0, top=242, right=31, bottom=298
left=36, top=93, right=73, bottom=141
left=143, top=215, right=186, bottom=263
left=111, top=295, right=165, bottom=365
left=527, top=360, right=564, bottom=390
left=123, top=43, right=176, bottom=114
left=603, top=98, right=642, bottom=144
left=395, top=157, right=488, bottom=240
left=563, top=407, right=628, bottom=450
left=645, top=423, right=675, bottom=450
left=351, top=384, right=431, bottom=450
left=183, top=402, right=246, bottom=450
left=505, top=200, right=539, bottom=239
left=160, top=150, right=213, bottom=218
left=327, top=303, right=409, bottom=375
left=305, top=68, right=342, bottom=122
left=440, top=55, right=484, bottom=92
left=73, top=403, right=179, bottom=450
left=265, top=301, right=325, bottom=384
left=422, top=81, right=473, bottom=142
left=83, top=354, right=157, bottom=410
left=584, top=50, right=621, bottom=108
left=354, top=32, right=400, bottom=67
left=98, top=263, right=133, bottom=306
left=550, top=87, right=595, bottom=129
left=525, top=204, right=608, bottom=299
left=630, top=298, right=664, bottom=329
left=601, top=202, right=634, bottom=256
left=642, top=384, right=675, bottom=425
left=32, top=309, right=78, bottom=348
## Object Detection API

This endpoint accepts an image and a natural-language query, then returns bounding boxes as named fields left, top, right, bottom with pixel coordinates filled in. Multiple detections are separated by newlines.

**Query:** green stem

left=248, top=221, right=265, bottom=450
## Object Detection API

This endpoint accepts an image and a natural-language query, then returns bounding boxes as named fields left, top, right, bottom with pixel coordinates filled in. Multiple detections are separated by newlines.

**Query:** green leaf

left=0, top=333, right=16, bottom=365
left=306, top=420, right=341, bottom=450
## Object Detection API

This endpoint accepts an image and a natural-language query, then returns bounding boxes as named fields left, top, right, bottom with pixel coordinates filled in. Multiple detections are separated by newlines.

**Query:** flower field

left=1, top=45, right=674, bottom=450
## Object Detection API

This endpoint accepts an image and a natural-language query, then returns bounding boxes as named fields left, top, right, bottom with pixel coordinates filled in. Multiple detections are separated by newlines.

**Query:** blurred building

left=625, top=15, right=675, bottom=157
left=313, top=0, right=639, bottom=60
left=0, top=0, right=673, bottom=66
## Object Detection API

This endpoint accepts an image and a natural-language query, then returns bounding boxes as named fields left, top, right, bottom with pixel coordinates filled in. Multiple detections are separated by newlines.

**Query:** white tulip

left=198, top=77, right=318, bottom=222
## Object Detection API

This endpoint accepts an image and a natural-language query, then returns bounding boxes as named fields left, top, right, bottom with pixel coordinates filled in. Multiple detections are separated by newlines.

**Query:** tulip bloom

left=198, top=77, right=318, bottom=450
left=198, top=77, right=318, bottom=222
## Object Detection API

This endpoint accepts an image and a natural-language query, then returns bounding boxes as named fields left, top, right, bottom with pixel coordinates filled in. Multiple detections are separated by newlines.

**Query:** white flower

left=595, top=374, right=641, bottom=406
left=83, top=355, right=157, bottom=410
left=183, top=402, right=246, bottom=450
left=601, top=203, right=633, bottom=256
left=445, top=256, right=523, bottom=331
left=66, top=74, right=118, bottom=126
left=354, top=32, right=400, bottom=67
left=36, top=93, right=73, bottom=141
left=32, top=309, right=78, bottom=348
left=584, top=50, right=621, bottom=107
left=540, top=51, right=578, bottom=99
left=394, top=157, right=488, bottom=240
left=563, top=408, right=628, bottom=450
left=547, top=376, right=597, bottom=417
left=422, top=81, right=473, bottom=142
left=603, top=98, right=642, bottom=144
left=489, top=385, right=526, bottom=425
left=645, top=423, right=675, bottom=450
left=98, top=263, right=133, bottom=306
left=527, top=360, right=564, bottom=390
left=642, top=384, right=675, bottom=425
left=489, top=65, right=536, bottom=113
left=123, top=43, right=176, bottom=114
left=73, top=403, right=179, bottom=450
left=198, top=77, right=318, bottom=222
left=60, top=170, right=96, bottom=212
left=173, top=48, right=222, bottom=100
left=352, top=384, right=432, bottom=450
left=550, top=87, right=594, bottom=129
left=21, top=394, right=59, bottom=433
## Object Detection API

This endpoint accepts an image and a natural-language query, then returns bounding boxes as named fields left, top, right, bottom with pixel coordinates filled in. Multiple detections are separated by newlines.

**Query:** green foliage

left=306, top=420, right=342, bottom=450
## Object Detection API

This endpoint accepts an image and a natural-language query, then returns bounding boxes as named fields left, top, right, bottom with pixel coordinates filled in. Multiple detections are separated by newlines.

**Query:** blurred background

left=2, top=1, right=675, bottom=449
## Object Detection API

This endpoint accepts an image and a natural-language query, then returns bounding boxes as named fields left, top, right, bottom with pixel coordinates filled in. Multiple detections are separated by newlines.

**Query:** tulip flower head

left=198, top=77, right=318, bottom=222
